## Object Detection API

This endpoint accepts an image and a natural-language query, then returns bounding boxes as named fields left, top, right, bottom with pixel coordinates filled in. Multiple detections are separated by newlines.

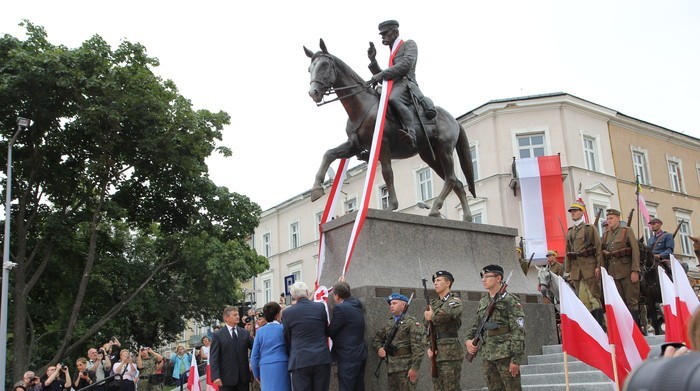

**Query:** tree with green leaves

left=0, top=21, right=268, bottom=381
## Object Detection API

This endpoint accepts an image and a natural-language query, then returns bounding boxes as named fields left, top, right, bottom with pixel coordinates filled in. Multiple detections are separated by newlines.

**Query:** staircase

left=520, top=335, right=666, bottom=390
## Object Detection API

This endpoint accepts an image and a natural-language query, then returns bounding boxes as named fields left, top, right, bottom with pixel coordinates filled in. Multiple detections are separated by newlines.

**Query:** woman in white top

left=112, top=349, right=138, bottom=391
left=199, top=336, right=210, bottom=364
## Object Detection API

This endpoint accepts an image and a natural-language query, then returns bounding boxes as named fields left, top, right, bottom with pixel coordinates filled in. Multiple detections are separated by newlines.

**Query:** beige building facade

left=245, top=93, right=700, bottom=303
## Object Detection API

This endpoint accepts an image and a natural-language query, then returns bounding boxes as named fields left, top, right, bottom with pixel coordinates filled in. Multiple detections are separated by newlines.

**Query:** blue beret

left=386, top=293, right=409, bottom=304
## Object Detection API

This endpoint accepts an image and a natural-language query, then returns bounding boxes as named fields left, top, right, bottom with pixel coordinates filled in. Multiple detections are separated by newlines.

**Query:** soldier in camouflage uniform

left=373, top=293, right=425, bottom=390
left=137, top=347, right=164, bottom=391
left=424, top=270, right=463, bottom=391
left=465, top=264, right=526, bottom=391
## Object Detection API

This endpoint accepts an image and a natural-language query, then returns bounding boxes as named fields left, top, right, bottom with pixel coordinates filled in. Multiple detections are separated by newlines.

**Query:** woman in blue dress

left=250, top=301, right=291, bottom=391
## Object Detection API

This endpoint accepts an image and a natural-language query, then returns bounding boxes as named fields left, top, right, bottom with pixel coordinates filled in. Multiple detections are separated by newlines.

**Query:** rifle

left=593, top=208, right=604, bottom=229
left=466, top=271, right=513, bottom=363
left=419, top=258, right=439, bottom=378
left=672, top=219, right=685, bottom=238
left=374, top=292, right=415, bottom=378
left=526, top=252, right=535, bottom=271
left=626, top=208, right=635, bottom=228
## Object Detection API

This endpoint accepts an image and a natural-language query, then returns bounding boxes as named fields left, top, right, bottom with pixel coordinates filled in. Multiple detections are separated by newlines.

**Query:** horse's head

left=304, top=39, right=336, bottom=103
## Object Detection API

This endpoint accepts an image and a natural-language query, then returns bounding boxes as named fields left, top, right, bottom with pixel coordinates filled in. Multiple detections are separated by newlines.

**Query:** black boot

left=392, top=103, right=417, bottom=147
left=591, top=309, right=606, bottom=332
left=422, top=96, right=437, bottom=119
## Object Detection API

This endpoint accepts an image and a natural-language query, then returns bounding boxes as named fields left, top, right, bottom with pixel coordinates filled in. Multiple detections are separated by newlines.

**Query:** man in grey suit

left=210, top=306, right=253, bottom=391
left=283, top=281, right=332, bottom=390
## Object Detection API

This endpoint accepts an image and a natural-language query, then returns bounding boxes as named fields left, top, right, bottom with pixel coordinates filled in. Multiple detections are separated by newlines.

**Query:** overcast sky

left=3, top=1, right=699, bottom=210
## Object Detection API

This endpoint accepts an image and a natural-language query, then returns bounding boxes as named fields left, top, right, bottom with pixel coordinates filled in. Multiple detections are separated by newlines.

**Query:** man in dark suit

left=283, top=281, right=332, bottom=390
left=210, top=306, right=253, bottom=391
left=328, top=280, right=368, bottom=391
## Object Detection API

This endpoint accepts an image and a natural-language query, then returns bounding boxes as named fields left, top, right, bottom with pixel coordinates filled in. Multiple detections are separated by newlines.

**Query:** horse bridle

left=310, top=53, right=370, bottom=106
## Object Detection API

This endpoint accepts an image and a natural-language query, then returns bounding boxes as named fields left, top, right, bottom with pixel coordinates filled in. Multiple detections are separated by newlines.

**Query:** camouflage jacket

left=466, top=292, right=526, bottom=364
left=427, top=292, right=463, bottom=361
left=373, top=314, right=425, bottom=373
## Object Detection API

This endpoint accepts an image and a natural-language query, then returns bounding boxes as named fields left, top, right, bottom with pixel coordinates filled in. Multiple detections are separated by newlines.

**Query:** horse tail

left=456, top=124, right=477, bottom=198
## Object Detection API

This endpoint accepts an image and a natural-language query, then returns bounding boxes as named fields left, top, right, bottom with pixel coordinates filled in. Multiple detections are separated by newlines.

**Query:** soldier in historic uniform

left=465, top=265, right=526, bottom=391
left=424, top=270, right=463, bottom=391
left=647, top=217, right=675, bottom=269
left=564, top=201, right=605, bottom=325
left=602, top=208, right=642, bottom=328
left=373, top=293, right=424, bottom=390
left=546, top=250, right=564, bottom=277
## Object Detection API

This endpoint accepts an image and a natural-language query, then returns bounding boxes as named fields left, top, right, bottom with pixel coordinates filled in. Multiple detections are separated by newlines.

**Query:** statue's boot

left=422, top=96, right=437, bottom=119
left=393, top=103, right=416, bottom=147
left=591, top=308, right=606, bottom=332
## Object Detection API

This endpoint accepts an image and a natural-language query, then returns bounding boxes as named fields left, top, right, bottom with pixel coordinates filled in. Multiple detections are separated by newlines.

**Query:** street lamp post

left=0, top=117, right=30, bottom=391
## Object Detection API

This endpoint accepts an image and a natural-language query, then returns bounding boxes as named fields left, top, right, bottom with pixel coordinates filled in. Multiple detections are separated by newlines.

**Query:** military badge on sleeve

left=516, top=317, right=525, bottom=328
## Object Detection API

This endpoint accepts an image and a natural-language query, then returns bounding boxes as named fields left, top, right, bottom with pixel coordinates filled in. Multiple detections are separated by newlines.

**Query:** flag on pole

left=557, top=274, right=616, bottom=381
left=635, top=180, right=651, bottom=226
left=315, top=159, right=349, bottom=289
left=515, top=155, right=567, bottom=262
left=600, top=267, right=650, bottom=386
left=205, top=363, right=218, bottom=391
left=187, top=348, right=201, bottom=391
left=670, top=254, right=700, bottom=348
left=658, top=266, right=683, bottom=343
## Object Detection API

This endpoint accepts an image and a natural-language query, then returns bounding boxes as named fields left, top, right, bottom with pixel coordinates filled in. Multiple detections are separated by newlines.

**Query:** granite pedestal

left=319, top=209, right=558, bottom=390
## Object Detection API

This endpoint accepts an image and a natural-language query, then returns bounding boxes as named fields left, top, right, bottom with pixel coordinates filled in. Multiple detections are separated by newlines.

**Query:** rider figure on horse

left=366, top=20, right=436, bottom=149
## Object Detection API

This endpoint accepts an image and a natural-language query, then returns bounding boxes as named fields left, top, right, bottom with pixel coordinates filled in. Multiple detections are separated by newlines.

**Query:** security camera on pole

left=0, top=117, right=31, bottom=391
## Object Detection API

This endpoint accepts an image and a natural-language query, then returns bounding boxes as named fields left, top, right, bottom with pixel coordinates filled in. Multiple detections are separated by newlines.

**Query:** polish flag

left=315, top=158, right=349, bottom=289
left=670, top=254, right=699, bottom=348
left=313, top=285, right=333, bottom=350
left=601, top=267, right=650, bottom=386
left=187, top=348, right=201, bottom=391
left=515, top=155, right=567, bottom=262
left=658, top=266, right=683, bottom=343
left=557, top=274, right=616, bottom=381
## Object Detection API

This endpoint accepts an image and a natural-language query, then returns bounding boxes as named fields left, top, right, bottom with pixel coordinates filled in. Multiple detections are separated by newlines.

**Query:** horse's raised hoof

left=428, top=211, right=442, bottom=218
left=310, top=187, right=325, bottom=202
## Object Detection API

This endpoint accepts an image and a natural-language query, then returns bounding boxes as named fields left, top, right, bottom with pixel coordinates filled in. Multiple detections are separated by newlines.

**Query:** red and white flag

left=557, top=274, right=616, bottom=381
left=670, top=254, right=699, bottom=348
left=515, top=155, right=567, bottom=262
left=187, top=348, right=201, bottom=391
left=315, top=159, right=349, bottom=289
left=658, top=266, right=683, bottom=343
left=601, top=267, right=650, bottom=386
left=636, top=182, right=651, bottom=226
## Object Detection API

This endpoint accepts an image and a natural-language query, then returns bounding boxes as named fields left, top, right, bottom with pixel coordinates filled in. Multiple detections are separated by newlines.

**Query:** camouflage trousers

left=482, top=357, right=521, bottom=391
left=432, top=359, right=462, bottom=391
left=137, top=379, right=162, bottom=391
left=387, top=370, right=416, bottom=391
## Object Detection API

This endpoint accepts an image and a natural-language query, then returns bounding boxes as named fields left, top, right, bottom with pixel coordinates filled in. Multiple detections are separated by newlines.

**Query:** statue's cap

left=480, top=264, right=504, bottom=277
left=378, top=20, right=399, bottom=33
left=606, top=208, right=621, bottom=216
left=432, top=270, right=454, bottom=283
left=386, top=293, right=409, bottom=304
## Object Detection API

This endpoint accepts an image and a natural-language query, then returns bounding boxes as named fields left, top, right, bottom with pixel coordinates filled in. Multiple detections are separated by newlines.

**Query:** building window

left=517, top=133, right=545, bottom=158
left=262, top=233, right=271, bottom=258
left=632, top=150, right=650, bottom=185
left=470, top=144, right=480, bottom=180
left=263, top=277, right=272, bottom=304
left=583, top=136, right=599, bottom=172
left=289, top=221, right=299, bottom=249
left=345, top=197, right=357, bottom=213
left=379, top=185, right=390, bottom=210
left=678, top=220, right=693, bottom=256
left=417, top=168, right=433, bottom=201
left=471, top=212, right=483, bottom=224
left=289, top=262, right=302, bottom=282
left=667, top=159, right=682, bottom=192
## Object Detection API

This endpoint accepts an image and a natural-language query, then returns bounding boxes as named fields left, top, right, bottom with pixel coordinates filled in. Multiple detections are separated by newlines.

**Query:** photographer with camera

left=88, top=346, right=112, bottom=385
left=137, top=347, right=164, bottom=391
left=74, top=358, right=96, bottom=389
left=113, top=349, right=138, bottom=391
left=42, top=363, right=72, bottom=391
left=15, top=371, right=43, bottom=391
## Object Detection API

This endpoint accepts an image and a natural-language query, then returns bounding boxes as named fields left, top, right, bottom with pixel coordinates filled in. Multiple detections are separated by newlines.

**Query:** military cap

left=516, top=247, right=522, bottom=253
left=606, top=208, right=621, bottom=216
left=546, top=250, right=558, bottom=257
left=481, top=264, right=504, bottom=277
left=432, top=270, right=454, bottom=282
left=386, top=293, right=409, bottom=304
left=568, top=201, right=586, bottom=212
left=649, top=217, right=663, bottom=224
left=378, top=20, right=399, bottom=33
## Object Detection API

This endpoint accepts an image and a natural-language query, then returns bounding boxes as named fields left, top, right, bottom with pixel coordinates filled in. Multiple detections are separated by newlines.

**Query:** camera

left=82, top=369, right=89, bottom=376
left=243, top=316, right=253, bottom=323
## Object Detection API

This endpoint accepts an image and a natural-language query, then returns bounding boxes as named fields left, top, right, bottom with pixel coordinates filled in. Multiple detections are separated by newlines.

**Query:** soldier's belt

left=567, top=247, right=596, bottom=260
left=435, top=332, right=458, bottom=339
left=610, top=247, right=632, bottom=259
left=391, top=347, right=412, bottom=356
left=486, top=326, right=511, bottom=337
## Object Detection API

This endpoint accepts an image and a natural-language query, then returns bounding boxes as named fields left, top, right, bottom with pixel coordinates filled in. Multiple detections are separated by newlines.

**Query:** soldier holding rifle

left=465, top=265, right=525, bottom=391
left=373, top=293, right=424, bottom=390
left=424, top=270, right=463, bottom=391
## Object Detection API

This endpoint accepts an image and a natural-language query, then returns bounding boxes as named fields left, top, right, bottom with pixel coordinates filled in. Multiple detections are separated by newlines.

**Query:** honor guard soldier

left=546, top=250, right=564, bottom=277
left=602, top=208, right=642, bottom=328
left=373, top=293, right=425, bottom=390
left=424, top=270, right=463, bottom=391
left=564, top=201, right=605, bottom=326
left=465, top=265, right=526, bottom=391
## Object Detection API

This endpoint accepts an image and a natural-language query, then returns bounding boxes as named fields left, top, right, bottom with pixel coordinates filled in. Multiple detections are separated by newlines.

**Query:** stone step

left=541, top=334, right=667, bottom=355
left=521, top=370, right=610, bottom=385
left=523, top=382, right=615, bottom=391
left=521, top=360, right=596, bottom=375
left=528, top=353, right=579, bottom=365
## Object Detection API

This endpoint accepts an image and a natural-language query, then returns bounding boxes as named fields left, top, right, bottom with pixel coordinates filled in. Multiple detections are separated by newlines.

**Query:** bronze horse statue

left=304, top=39, right=476, bottom=220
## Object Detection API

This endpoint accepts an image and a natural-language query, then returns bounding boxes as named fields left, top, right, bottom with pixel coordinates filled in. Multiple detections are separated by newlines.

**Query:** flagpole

left=635, top=176, right=641, bottom=240
left=563, top=350, right=570, bottom=391
left=610, top=344, right=619, bottom=391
